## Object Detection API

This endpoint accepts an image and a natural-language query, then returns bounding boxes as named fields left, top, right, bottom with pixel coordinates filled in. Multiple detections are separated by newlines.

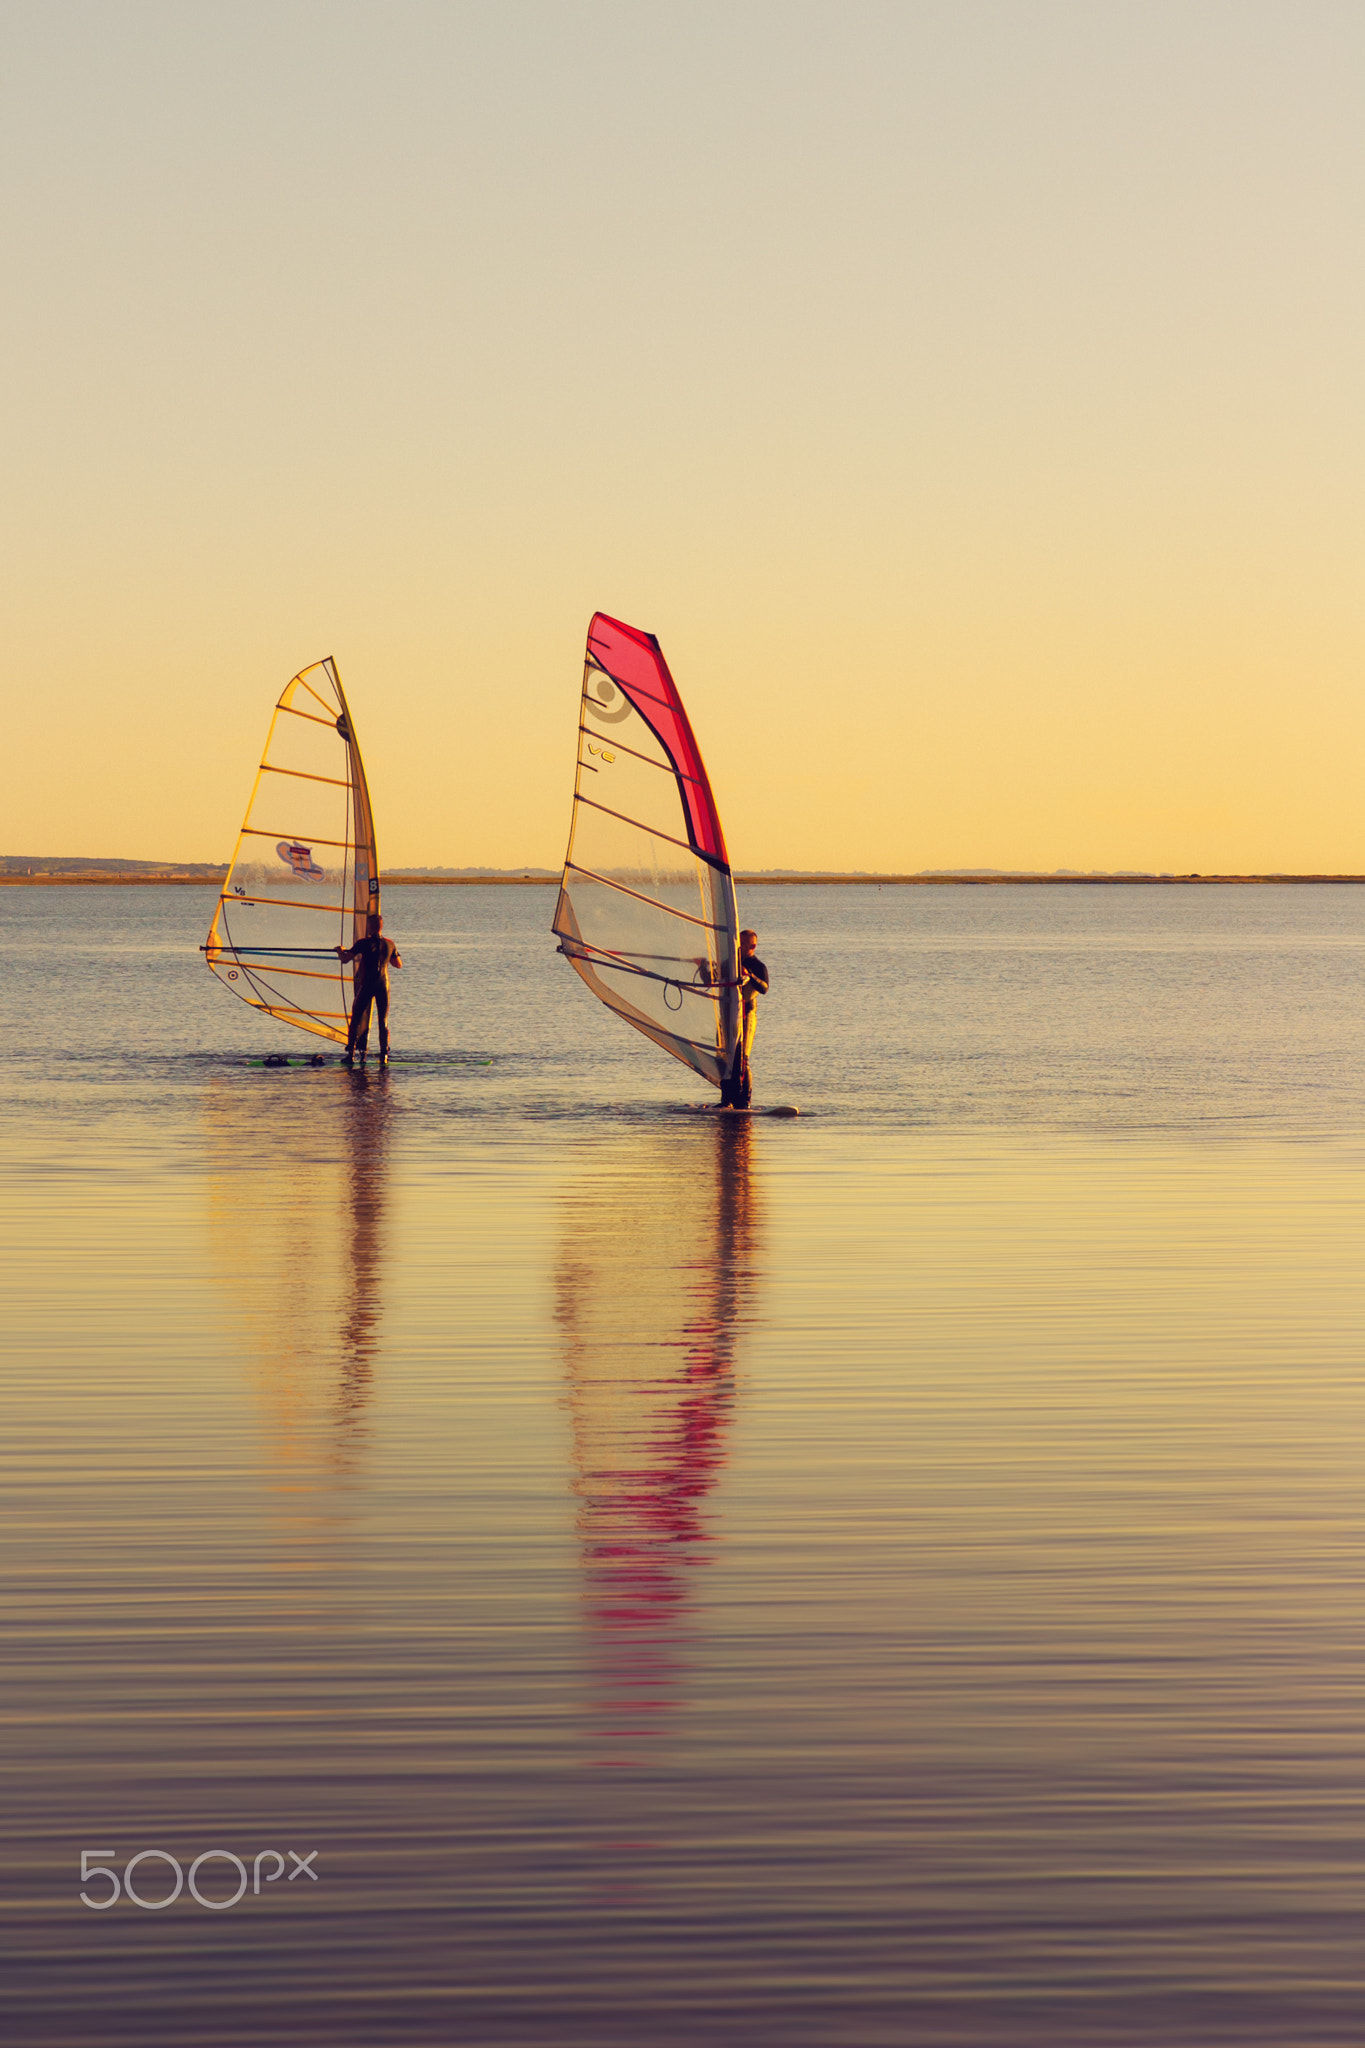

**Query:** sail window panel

left=207, top=955, right=345, bottom=1040
left=576, top=739, right=696, bottom=855
left=581, top=948, right=725, bottom=1048
left=569, top=798, right=715, bottom=918
left=564, top=862, right=720, bottom=967
left=252, top=774, right=353, bottom=854
left=266, top=697, right=346, bottom=776
left=564, top=945, right=726, bottom=1086
left=222, top=850, right=351, bottom=940
left=217, top=884, right=346, bottom=946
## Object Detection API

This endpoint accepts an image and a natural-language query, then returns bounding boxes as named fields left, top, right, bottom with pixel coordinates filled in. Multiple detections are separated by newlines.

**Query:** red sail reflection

left=555, top=1116, right=762, bottom=1765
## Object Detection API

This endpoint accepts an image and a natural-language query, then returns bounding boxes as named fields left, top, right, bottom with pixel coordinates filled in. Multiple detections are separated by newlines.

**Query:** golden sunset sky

left=3, top=2, right=1363, bottom=872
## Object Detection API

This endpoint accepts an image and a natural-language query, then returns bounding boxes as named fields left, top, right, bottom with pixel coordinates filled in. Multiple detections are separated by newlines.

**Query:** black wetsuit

left=724, top=954, right=769, bottom=1106
left=741, top=954, right=770, bottom=1010
left=341, top=934, right=399, bottom=1058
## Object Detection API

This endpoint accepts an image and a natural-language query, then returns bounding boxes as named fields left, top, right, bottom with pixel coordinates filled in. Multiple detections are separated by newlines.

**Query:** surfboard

left=245, top=1055, right=492, bottom=1069
left=709, top=1102, right=800, bottom=1118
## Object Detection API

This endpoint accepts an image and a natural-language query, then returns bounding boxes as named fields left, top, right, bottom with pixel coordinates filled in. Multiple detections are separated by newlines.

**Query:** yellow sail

left=205, top=658, right=379, bottom=1044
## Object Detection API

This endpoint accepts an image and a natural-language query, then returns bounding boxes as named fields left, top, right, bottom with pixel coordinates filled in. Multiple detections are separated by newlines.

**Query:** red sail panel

left=584, top=614, right=729, bottom=866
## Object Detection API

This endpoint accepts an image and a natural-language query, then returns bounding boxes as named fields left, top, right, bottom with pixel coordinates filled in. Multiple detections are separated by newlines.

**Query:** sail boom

left=208, top=943, right=346, bottom=957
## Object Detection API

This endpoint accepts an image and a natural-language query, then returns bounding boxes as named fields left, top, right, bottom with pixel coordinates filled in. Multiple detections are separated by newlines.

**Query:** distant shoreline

left=6, top=872, right=1365, bottom=889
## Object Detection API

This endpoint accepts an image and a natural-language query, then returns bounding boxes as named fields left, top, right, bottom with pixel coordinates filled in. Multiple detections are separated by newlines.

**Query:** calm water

left=4, top=883, right=1365, bottom=2046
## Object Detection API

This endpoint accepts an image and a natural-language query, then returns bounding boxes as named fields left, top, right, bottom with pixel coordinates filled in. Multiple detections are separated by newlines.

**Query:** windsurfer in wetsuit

left=724, top=928, right=769, bottom=1108
left=336, top=913, right=402, bottom=1066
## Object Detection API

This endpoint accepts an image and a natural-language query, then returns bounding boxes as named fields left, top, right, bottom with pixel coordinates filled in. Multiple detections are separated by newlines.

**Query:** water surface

left=4, top=884, right=1364, bottom=2045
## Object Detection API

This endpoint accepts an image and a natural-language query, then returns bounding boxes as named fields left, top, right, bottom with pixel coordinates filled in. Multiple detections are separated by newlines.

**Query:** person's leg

left=374, top=982, right=390, bottom=1062
left=735, top=1002, right=755, bottom=1107
left=347, top=991, right=372, bottom=1062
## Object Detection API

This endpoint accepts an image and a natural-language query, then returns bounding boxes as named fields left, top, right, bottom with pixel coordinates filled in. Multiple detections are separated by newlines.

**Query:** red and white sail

left=553, top=614, right=741, bottom=1091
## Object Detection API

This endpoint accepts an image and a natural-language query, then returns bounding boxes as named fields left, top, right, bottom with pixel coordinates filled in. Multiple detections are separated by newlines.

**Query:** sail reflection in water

left=554, top=1117, right=763, bottom=1761
left=203, top=1071, right=394, bottom=1494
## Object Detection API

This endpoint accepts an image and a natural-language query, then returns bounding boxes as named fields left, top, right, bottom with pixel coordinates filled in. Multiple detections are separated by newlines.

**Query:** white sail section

left=553, top=619, right=740, bottom=1091
left=205, top=659, right=379, bottom=1044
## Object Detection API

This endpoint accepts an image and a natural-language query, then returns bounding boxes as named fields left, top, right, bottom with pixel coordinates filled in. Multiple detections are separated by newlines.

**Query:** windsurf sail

left=552, top=613, right=741, bottom=1092
left=205, top=658, right=379, bottom=1043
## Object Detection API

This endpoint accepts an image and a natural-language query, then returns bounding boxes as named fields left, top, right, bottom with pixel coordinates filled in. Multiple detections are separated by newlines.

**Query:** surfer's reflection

left=554, top=1116, right=764, bottom=1762
left=203, top=1069, right=394, bottom=1489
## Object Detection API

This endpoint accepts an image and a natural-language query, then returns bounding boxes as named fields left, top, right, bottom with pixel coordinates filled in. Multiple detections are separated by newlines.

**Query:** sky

left=3, top=0, right=1363, bottom=872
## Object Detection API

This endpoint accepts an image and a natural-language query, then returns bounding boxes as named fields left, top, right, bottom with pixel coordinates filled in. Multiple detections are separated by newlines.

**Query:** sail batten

left=238, top=828, right=354, bottom=848
left=574, top=796, right=701, bottom=855
left=563, top=861, right=729, bottom=933
left=277, top=704, right=345, bottom=731
left=553, top=613, right=741, bottom=1091
left=206, top=657, right=379, bottom=1045
left=258, top=764, right=357, bottom=789
left=576, top=727, right=706, bottom=782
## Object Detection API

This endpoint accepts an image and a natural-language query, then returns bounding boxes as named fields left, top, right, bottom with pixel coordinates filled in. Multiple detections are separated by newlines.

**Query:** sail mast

left=335, top=668, right=380, bottom=953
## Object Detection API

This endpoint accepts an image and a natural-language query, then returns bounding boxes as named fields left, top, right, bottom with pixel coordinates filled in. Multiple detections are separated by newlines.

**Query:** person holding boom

left=723, top=926, right=768, bottom=1108
left=336, top=913, right=402, bottom=1066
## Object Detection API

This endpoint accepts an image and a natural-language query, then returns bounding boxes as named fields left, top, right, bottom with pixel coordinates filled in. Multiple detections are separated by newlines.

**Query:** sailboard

left=205, top=658, right=379, bottom=1045
left=552, top=613, right=743, bottom=1097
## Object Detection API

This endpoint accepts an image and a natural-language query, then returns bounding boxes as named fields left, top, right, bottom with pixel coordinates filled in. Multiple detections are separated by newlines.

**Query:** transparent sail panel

left=554, top=639, right=740, bottom=1090
left=206, top=660, right=379, bottom=1044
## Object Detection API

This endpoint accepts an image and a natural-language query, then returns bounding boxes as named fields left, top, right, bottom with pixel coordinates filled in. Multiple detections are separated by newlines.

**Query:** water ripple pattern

left=3, top=883, right=1364, bottom=2045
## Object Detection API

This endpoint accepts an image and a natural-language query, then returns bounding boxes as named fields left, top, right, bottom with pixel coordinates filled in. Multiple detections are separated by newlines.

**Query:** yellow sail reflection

left=554, top=1116, right=764, bottom=1764
left=203, top=1071, right=394, bottom=1505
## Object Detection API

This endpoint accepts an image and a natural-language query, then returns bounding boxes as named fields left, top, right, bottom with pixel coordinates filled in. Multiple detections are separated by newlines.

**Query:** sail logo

left=586, top=744, right=616, bottom=764
left=585, top=675, right=631, bottom=725
left=276, top=842, right=324, bottom=880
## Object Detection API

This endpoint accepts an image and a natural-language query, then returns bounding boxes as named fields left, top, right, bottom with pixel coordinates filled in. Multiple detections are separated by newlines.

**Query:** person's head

left=740, top=928, right=758, bottom=957
left=367, top=913, right=382, bottom=937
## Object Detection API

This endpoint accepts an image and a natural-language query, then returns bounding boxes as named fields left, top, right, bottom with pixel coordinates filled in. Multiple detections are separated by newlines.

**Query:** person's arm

left=336, top=941, right=359, bottom=962
left=742, top=963, right=769, bottom=995
left=390, top=948, right=403, bottom=970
